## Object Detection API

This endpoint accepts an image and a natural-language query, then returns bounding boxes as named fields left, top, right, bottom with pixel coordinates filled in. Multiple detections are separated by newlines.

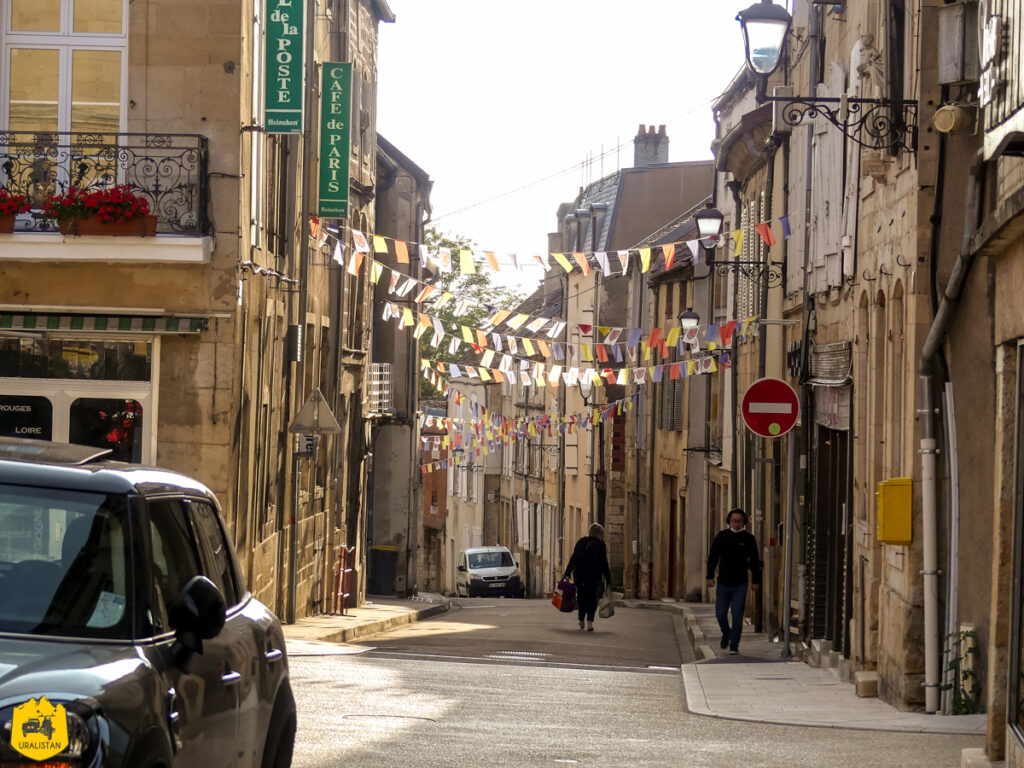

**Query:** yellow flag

left=370, top=262, right=384, bottom=284
left=523, top=338, right=535, bottom=356
left=582, top=343, right=593, bottom=362
left=732, top=230, right=744, bottom=257
left=639, top=247, right=652, bottom=272
left=552, top=252, right=573, bottom=273
left=665, top=326, right=681, bottom=348
left=373, top=235, right=388, bottom=253
left=461, top=326, right=474, bottom=343
left=460, top=249, right=476, bottom=274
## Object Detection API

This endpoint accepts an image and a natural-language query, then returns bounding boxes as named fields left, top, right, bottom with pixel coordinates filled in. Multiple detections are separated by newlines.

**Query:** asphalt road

left=287, top=598, right=979, bottom=768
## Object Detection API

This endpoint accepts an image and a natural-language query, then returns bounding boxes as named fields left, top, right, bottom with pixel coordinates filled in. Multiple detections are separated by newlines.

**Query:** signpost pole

left=781, top=430, right=797, bottom=657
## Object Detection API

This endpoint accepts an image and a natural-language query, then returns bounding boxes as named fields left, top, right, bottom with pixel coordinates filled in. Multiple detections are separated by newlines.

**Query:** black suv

left=0, top=438, right=295, bottom=768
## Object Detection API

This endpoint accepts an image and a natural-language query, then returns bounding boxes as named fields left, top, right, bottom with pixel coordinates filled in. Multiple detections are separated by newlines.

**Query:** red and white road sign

left=741, top=377, right=799, bottom=438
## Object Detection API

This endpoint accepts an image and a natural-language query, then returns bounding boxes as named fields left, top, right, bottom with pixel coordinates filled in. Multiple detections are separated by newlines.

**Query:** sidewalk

left=637, top=600, right=986, bottom=735
left=281, top=593, right=450, bottom=651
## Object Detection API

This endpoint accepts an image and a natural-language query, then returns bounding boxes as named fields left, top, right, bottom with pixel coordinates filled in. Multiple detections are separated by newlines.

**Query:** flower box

left=0, top=214, right=15, bottom=234
left=59, top=214, right=158, bottom=237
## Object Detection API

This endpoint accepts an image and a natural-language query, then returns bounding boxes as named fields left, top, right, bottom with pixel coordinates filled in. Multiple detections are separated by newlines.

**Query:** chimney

left=633, top=124, right=669, bottom=168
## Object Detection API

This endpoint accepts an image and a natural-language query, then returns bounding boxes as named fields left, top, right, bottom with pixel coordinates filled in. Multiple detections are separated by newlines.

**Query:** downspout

left=647, top=285, right=660, bottom=599
left=728, top=181, right=744, bottom=511
left=919, top=158, right=983, bottom=714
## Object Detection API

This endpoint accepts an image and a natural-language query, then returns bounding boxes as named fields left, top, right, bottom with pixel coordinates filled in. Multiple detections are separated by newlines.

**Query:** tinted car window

left=0, top=484, right=131, bottom=639
left=189, top=500, right=238, bottom=607
left=146, top=499, right=202, bottom=636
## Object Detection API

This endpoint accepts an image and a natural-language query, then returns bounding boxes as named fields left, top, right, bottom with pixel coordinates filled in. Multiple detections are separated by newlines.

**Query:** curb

left=315, top=601, right=451, bottom=644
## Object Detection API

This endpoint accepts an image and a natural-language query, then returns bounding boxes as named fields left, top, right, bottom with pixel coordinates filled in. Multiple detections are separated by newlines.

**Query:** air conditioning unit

left=367, top=363, right=393, bottom=415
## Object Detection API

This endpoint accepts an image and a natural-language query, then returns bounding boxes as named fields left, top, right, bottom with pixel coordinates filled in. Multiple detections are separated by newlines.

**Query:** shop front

left=0, top=314, right=207, bottom=464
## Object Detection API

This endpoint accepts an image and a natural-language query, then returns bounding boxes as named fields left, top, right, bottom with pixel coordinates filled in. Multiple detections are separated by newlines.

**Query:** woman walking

left=563, top=523, right=612, bottom=631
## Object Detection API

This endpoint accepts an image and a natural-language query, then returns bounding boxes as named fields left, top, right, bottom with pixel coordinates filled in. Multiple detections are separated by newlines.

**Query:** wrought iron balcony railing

left=0, top=132, right=209, bottom=236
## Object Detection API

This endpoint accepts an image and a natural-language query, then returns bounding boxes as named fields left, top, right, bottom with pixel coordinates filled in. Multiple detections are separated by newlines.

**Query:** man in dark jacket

left=564, top=523, right=612, bottom=631
left=706, top=508, right=761, bottom=654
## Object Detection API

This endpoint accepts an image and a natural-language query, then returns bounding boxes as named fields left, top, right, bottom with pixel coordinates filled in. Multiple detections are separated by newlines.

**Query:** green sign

left=264, top=0, right=304, bottom=134
left=318, top=62, right=352, bottom=218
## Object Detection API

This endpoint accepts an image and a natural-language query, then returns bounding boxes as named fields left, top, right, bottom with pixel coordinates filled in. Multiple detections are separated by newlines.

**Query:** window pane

left=73, top=0, right=122, bottom=34
left=69, top=397, right=143, bottom=463
left=11, top=0, right=60, bottom=32
left=190, top=501, right=238, bottom=606
left=0, top=395, right=53, bottom=440
left=0, top=485, right=130, bottom=640
left=71, top=50, right=121, bottom=134
left=9, top=49, right=60, bottom=133
left=147, top=500, right=202, bottom=636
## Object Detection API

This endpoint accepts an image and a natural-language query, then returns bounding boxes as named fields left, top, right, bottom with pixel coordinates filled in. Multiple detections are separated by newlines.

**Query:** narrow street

left=287, top=600, right=979, bottom=767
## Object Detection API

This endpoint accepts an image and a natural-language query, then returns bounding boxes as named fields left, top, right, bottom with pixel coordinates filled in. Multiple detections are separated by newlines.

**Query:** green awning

left=0, top=314, right=208, bottom=335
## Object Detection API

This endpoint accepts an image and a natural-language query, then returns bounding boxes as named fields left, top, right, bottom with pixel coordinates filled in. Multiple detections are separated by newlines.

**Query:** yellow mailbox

left=877, top=476, right=913, bottom=545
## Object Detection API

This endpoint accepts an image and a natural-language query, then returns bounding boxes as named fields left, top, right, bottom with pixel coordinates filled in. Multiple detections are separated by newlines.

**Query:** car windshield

left=0, top=484, right=132, bottom=640
left=468, top=551, right=514, bottom=569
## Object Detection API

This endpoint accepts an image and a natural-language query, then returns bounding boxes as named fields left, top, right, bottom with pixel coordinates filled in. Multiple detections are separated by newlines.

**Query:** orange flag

left=395, top=240, right=410, bottom=263
left=754, top=222, right=776, bottom=246
left=663, top=243, right=675, bottom=270
left=573, top=252, right=591, bottom=276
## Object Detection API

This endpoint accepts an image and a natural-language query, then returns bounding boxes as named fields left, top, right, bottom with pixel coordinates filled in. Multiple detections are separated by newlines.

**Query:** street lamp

left=694, top=204, right=724, bottom=250
left=735, top=0, right=917, bottom=152
left=579, top=372, right=594, bottom=407
left=737, top=0, right=792, bottom=77
left=678, top=310, right=700, bottom=329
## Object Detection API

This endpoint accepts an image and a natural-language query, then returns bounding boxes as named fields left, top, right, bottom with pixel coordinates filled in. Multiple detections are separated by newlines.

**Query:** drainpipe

left=647, top=286, right=660, bottom=599
left=919, top=158, right=983, bottom=714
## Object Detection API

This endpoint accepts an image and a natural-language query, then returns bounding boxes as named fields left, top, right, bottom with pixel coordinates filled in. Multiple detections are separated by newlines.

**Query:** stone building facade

left=0, top=0, right=401, bottom=623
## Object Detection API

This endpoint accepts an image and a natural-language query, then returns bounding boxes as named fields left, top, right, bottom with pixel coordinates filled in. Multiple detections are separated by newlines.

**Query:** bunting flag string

left=380, top=297, right=759, bottom=363
left=308, top=210, right=794, bottom=285
left=311, top=218, right=773, bottom=338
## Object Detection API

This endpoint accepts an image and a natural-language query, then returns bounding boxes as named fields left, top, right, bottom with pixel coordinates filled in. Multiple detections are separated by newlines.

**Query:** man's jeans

left=715, top=582, right=748, bottom=650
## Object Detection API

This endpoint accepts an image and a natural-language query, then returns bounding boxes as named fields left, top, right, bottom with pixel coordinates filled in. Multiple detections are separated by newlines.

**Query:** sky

left=377, top=1, right=758, bottom=290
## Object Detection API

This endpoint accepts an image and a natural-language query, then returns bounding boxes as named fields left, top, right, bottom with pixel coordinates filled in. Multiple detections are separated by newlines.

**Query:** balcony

left=0, top=132, right=211, bottom=263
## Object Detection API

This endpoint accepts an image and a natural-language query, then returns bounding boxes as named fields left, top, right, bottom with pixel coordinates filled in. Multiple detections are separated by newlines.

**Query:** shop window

left=0, top=395, right=52, bottom=440
left=69, top=397, right=142, bottom=462
left=0, top=339, right=149, bottom=381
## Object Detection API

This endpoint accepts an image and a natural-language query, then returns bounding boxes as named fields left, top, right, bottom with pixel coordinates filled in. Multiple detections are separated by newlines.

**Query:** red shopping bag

left=555, top=579, right=577, bottom=613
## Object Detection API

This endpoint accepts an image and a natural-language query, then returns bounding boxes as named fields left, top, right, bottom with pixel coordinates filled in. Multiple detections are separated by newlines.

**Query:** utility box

left=877, top=477, right=913, bottom=545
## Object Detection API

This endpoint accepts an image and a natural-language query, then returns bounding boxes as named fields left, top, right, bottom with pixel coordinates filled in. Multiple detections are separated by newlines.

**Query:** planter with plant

left=43, top=185, right=157, bottom=237
left=0, top=189, right=30, bottom=234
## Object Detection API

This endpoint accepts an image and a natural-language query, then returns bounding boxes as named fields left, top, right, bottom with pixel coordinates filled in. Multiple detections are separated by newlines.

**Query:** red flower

left=42, top=185, right=152, bottom=223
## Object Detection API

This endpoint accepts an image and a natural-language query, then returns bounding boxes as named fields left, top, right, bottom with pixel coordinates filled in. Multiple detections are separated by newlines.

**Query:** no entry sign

left=741, top=377, right=799, bottom=438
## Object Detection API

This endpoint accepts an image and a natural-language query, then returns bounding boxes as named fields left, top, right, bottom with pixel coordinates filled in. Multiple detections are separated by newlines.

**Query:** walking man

left=706, top=508, right=761, bottom=654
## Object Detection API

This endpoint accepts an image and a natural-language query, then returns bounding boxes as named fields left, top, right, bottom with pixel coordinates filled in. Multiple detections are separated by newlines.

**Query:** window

left=3, top=0, right=128, bottom=200
left=69, top=397, right=143, bottom=463
left=0, top=484, right=130, bottom=639
left=4, top=0, right=126, bottom=132
left=146, top=499, right=202, bottom=636
left=189, top=500, right=240, bottom=607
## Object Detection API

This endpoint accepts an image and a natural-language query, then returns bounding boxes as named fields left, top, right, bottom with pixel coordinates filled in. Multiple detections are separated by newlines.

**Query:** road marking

left=363, top=649, right=678, bottom=674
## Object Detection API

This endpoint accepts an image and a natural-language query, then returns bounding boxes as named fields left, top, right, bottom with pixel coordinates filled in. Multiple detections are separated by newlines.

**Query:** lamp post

left=695, top=202, right=783, bottom=289
left=735, top=0, right=917, bottom=152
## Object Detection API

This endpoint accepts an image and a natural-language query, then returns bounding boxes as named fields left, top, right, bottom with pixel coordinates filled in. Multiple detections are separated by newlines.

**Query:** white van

left=456, top=546, right=524, bottom=597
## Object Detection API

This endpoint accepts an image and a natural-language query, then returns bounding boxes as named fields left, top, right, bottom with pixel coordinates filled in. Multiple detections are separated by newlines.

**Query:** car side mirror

left=514, top=558, right=521, bottom=570
left=457, top=564, right=466, bottom=572
left=170, top=575, right=226, bottom=654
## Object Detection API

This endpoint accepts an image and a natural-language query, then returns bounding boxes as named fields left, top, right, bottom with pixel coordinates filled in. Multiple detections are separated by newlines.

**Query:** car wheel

left=261, top=683, right=297, bottom=768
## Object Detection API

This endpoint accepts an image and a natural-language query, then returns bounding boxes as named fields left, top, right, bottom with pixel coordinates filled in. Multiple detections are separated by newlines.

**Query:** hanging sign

left=264, top=0, right=305, bottom=134
left=318, top=62, right=352, bottom=217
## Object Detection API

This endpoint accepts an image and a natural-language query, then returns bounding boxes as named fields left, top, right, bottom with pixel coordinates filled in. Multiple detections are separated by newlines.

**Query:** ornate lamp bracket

left=765, top=94, right=918, bottom=153
left=708, top=259, right=785, bottom=288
